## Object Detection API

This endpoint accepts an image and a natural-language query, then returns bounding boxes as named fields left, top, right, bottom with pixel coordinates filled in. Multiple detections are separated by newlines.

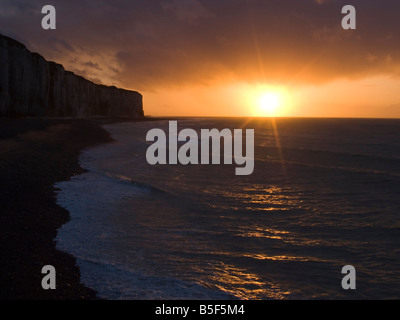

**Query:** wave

left=73, top=256, right=234, bottom=300
left=98, top=170, right=167, bottom=194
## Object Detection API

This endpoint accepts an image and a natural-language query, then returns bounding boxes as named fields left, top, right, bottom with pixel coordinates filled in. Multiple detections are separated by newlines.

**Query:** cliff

left=0, top=34, right=144, bottom=118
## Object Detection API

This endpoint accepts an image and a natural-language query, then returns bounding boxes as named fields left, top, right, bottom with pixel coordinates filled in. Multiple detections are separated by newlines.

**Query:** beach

left=0, top=118, right=115, bottom=300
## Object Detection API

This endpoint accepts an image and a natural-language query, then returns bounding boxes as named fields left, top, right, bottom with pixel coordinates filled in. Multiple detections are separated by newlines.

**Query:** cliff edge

left=0, top=34, right=144, bottom=118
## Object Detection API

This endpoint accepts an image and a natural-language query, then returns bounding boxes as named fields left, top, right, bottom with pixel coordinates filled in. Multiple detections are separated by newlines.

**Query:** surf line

left=146, top=121, right=254, bottom=176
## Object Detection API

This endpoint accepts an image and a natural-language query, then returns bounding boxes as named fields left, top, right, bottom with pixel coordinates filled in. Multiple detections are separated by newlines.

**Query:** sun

left=258, top=92, right=281, bottom=116
left=253, top=89, right=288, bottom=117
left=242, top=84, right=291, bottom=117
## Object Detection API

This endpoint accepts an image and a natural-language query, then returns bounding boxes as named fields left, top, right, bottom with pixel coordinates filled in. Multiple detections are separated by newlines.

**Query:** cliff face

left=0, top=34, right=144, bottom=118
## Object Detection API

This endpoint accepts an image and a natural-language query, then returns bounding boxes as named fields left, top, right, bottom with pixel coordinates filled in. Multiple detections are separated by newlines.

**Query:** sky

left=1, top=0, right=400, bottom=118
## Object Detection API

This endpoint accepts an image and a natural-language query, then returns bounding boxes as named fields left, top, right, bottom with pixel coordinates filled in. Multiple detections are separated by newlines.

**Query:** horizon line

left=145, top=115, right=400, bottom=120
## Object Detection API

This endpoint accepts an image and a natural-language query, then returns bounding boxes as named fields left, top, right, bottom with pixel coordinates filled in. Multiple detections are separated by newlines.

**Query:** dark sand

left=0, top=118, right=119, bottom=300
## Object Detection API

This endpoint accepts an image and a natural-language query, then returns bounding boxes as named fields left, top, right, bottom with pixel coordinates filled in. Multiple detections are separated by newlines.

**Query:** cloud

left=1, top=0, right=400, bottom=90
left=162, top=0, right=215, bottom=24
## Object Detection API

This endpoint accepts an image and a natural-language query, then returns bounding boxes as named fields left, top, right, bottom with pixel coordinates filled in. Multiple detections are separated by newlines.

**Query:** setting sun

left=258, top=92, right=282, bottom=116
left=245, top=86, right=291, bottom=117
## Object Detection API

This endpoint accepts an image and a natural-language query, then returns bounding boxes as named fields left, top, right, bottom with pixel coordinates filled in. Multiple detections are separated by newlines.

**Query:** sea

left=54, top=117, right=400, bottom=300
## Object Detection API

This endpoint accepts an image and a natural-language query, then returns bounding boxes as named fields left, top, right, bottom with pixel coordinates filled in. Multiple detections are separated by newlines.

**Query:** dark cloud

left=1, top=0, right=400, bottom=90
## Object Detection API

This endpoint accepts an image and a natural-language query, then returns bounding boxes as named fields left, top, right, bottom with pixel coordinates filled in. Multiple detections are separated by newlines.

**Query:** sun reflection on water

left=236, top=227, right=291, bottom=240
left=197, top=263, right=291, bottom=300
left=209, top=185, right=304, bottom=213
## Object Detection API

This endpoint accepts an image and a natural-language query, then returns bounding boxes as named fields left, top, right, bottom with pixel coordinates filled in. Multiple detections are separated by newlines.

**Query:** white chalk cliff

left=0, top=34, right=144, bottom=118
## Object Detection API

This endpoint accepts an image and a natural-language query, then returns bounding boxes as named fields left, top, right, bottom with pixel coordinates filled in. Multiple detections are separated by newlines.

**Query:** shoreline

left=0, top=117, right=139, bottom=300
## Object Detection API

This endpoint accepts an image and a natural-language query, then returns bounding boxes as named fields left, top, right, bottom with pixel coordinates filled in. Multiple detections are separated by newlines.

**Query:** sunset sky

left=1, top=0, right=400, bottom=118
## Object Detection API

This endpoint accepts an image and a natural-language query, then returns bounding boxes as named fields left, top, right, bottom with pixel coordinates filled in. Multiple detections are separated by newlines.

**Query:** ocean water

left=55, top=118, right=400, bottom=300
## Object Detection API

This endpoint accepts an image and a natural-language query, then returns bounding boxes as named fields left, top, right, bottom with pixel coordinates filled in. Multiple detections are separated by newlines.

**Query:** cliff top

left=0, top=33, right=28, bottom=50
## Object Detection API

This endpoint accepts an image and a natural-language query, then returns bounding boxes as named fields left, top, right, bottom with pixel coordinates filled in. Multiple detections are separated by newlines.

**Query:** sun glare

left=258, top=92, right=281, bottom=116
left=249, top=86, right=290, bottom=117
